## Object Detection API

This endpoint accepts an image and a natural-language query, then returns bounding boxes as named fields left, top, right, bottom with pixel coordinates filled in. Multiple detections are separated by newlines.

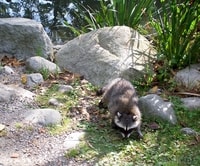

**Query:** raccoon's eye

left=133, top=115, right=137, bottom=120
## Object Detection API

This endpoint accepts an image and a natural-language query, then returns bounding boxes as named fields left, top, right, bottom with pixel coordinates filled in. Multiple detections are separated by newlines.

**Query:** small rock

left=63, top=132, right=85, bottom=149
left=174, top=63, right=200, bottom=91
left=0, top=87, right=16, bottom=102
left=0, top=82, right=35, bottom=101
left=26, top=73, right=44, bottom=87
left=58, top=85, right=73, bottom=93
left=48, top=98, right=61, bottom=106
left=181, top=127, right=198, bottom=135
left=0, top=124, right=5, bottom=131
left=23, top=108, right=62, bottom=126
left=2, top=66, right=15, bottom=74
left=26, top=56, right=61, bottom=74
left=181, top=97, right=200, bottom=110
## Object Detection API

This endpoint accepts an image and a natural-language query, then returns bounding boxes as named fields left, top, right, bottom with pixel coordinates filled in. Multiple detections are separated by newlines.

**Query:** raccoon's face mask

left=114, top=112, right=138, bottom=138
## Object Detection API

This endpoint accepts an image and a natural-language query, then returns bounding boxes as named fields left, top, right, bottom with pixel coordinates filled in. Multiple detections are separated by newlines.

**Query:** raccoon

left=99, top=78, right=143, bottom=138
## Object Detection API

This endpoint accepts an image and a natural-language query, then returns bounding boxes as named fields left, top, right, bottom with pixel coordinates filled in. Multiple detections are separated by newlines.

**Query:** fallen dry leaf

left=148, top=122, right=160, bottom=130
left=148, top=86, right=159, bottom=94
left=21, top=74, right=27, bottom=84
left=10, top=153, right=20, bottom=158
left=1, top=56, right=25, bottom=67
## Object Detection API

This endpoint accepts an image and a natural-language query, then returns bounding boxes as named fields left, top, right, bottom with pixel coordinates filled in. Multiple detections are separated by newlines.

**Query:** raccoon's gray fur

left=99, top=78, right=143, bottom=138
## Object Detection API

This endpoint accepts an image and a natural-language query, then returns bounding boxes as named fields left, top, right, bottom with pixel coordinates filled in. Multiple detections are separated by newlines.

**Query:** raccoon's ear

left=117, top=112, right=122, bottom=117
left=133, top=115, right=137, bottom=120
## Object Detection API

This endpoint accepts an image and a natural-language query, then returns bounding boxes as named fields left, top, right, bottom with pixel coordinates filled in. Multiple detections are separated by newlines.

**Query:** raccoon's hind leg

left=96, top=87, right=108, bottom=108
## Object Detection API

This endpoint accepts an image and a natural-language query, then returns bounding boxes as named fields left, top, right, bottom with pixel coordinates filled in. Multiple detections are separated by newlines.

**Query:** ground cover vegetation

left=37, top=72, right=200, bottom=165
left=2, top=0, right=197, bottom=165
left=1, top=0, right=199, bottom=165
left=37, top=0, right=200, bottom=165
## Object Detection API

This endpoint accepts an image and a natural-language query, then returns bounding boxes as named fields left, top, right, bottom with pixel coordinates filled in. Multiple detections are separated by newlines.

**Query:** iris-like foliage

left=66, top=0, right=153, bottom=35
left=150, top=0, right=200, bottom=69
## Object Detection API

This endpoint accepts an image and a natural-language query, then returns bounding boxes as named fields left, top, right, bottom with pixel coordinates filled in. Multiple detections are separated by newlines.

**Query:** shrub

left=66, top=0, right=153, bottom=35
left=150, top=0, right=200, bottom=69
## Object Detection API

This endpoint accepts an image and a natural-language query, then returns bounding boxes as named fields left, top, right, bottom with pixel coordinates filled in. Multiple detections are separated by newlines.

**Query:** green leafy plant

left=36, top=46, right=43, bottom=57
left=39, top=67, right=50, bottom=80
left=150, top=0, right=200, bottom=69
left=66, top=0, right=153, bottom=35
left=15, top=122, right=23, bottom=129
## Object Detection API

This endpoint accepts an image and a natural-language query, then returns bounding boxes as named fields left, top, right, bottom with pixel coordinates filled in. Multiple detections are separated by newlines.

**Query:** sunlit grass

left=65, top=115, right=200, bottom=165
left=36, top=78, right=200, bottom=165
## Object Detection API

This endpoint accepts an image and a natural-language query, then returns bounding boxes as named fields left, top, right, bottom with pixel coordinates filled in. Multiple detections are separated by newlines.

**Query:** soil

left=0, top=63, right=97, bottom=166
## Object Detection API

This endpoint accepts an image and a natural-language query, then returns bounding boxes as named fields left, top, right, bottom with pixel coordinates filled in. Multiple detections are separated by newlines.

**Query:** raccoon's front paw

left=137, top=132, right=143, bottom=139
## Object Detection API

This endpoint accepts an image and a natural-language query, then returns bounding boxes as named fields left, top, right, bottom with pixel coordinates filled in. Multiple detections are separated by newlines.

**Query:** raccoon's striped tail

left=96, top=88, right=108, bottom=109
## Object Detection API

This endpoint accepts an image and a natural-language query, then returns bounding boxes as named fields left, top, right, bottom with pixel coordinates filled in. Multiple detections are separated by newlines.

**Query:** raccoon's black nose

left=125, top=134, right=131, bottom=138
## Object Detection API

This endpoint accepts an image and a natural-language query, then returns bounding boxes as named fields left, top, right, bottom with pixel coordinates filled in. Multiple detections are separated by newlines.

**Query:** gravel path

left=0, top=66, right=92, bottom=166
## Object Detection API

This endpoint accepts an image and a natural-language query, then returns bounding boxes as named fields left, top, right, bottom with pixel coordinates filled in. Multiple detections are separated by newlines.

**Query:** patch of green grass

left=36, top=79, right=200, bottom=165
left=36, top=80, right=93, bottom=134
left=15, top=122, right=24, bottom=129
left=36, top=84, right=59, bottom=107
left=46, top=118, right=71, bottom=135
left=65, top=104, right=200, bottom=165
left=37, top=84, right=80, bottom=111
left=36, top=46, right=43, bottom=57
left=170, top=96, right=200, bottom=131
left=39, top=67, right=50, bottom=80
left=0, top=129, right=7, bottom=137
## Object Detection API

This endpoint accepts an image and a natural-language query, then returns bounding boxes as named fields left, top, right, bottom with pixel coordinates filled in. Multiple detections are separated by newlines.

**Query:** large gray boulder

left=0, top=18, right=53, bottom=60
left=174, top=64, right=200, bottom=91
left=56, top=26, right=156, bottom=87
left=138, top=94, right=177, bottom=125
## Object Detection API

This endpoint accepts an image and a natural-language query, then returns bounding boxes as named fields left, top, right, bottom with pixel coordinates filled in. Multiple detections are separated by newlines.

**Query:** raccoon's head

left=114, top=111, right=141, bottom=138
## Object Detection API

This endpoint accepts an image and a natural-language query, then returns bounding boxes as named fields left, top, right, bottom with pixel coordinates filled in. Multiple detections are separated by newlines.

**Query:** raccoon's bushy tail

left=96, top=88, right=104, bottom=96
left=96, top=88, right=108, bottom=109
